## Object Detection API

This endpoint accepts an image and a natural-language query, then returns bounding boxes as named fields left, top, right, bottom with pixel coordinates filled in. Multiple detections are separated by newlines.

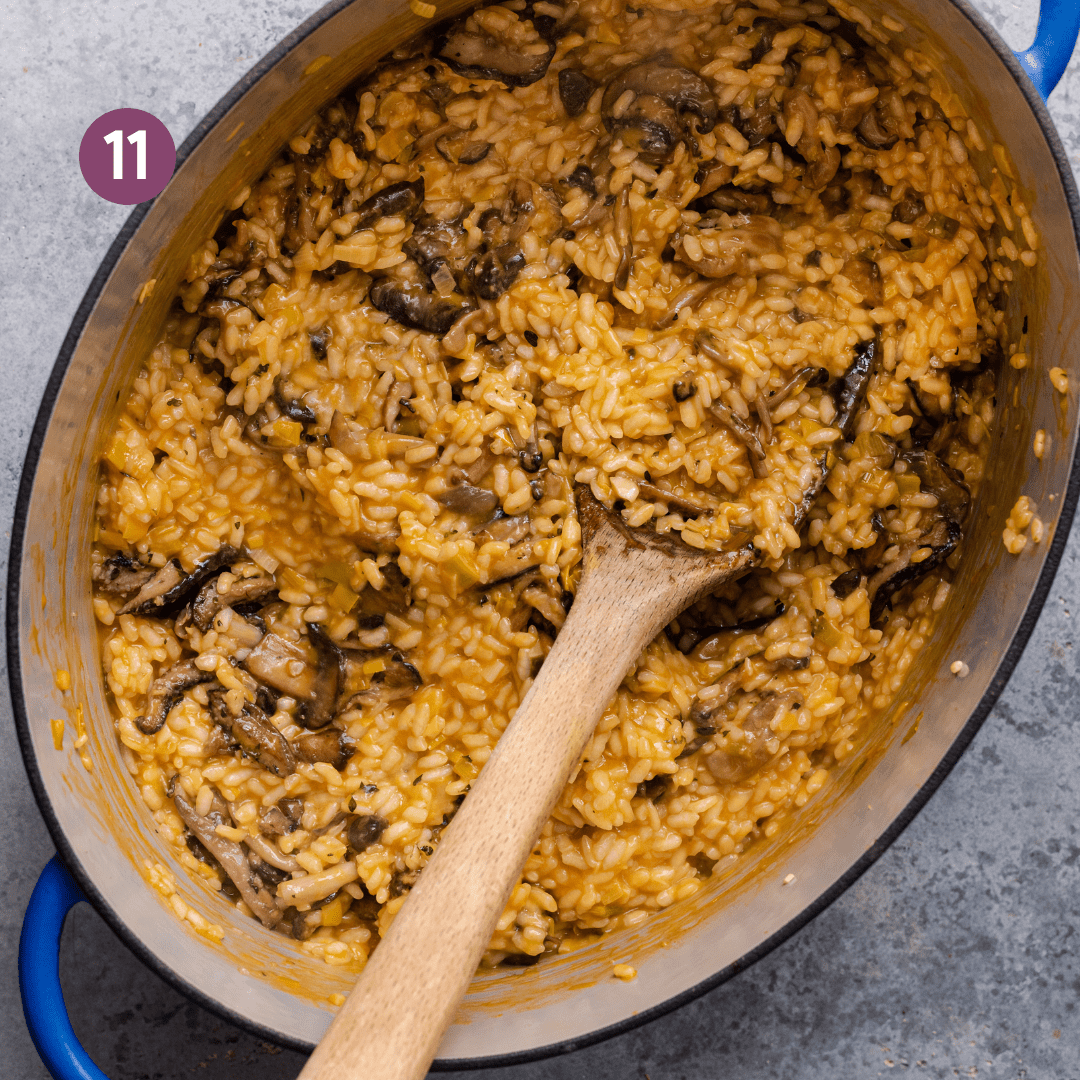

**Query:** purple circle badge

left=79, top=108, right=176, bottom=205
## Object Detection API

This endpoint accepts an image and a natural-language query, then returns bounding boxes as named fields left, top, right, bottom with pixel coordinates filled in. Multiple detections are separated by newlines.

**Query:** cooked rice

left=91, top=0, right=1036, bottom=970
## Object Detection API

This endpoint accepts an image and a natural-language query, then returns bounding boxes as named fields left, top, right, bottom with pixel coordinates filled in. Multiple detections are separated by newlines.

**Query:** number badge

left=79, top=108, right=176, bottom=205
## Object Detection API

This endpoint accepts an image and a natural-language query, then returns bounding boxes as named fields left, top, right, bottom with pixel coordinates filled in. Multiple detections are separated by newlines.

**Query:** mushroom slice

left=370, top=274, right=476, bottom=335
left=121, top=545, right=242, bottom=618
left=93, top=553, right=155, bottom=597
left=613, top=186, right=633, bottom=290
left=117, top=559, right=184, bottom=616
left=674, top=214, right=782, bottom=280
left=486, top=537, right=543, bottom=582
left=299, top=623, right=344, bottom=730
left=136, top=658, right=216, bottom=735
left=294, top=728, right=356, bottom=771
left=678, top=668, right=742, bottom=756
left=637, top=481, right=712, bottom=517
left=477, top=512, right=531, bottom=545
left=355, top=178, right=425, bottom=231
left=678, top=603, right=784, bottom=655
left=558, top=69, right=596, bottom=117
left=346, top=813, right=388, bottom=854
left=191, top=572, right=277, bottom=633
left=766, top=365, right=830, bottom=418
left=655, top=279, right=717, bottom=329
left=710, top=402, right=769, bottom=479
left=169, top=780, right=282, bottom=929
left=833, top=337, right=877, bottom=440
left=705, top=688, right=801, bottom=782
left=438, top=27, right=555, bottom=87
left=339, top=646, right=422, bottom=711
left=602, top=56, right=719, bottom=164
left=899, top=449, right=971, bottom=524
left=243, top=633, right=317, bottom=700
left=867, top=515, right=962, bottom=622
left=208, top=687, right=296, bottom=777
left=469, top=246, right=526, bottom=300
left=328, top=410, right=367, bottom=458
left=436, top=475, right=500, bottom=517
left=258, top=802, right=300, bottom=836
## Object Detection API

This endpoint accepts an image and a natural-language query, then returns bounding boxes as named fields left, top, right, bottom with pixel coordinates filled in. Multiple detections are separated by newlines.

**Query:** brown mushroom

left=438, top=26, right=555, bottom=87
left=833, top=337, right=878, bottom=440
left=294, top=728, right=356, bottom=771
left=354, top=178, right=425, bottom=231
left=207, top=687, right=296, bottom=777
left=601, top=56, right=719, bottom=165
left=120, top=546, right=242, bottom=618
left=170, top=780, right=282, bottom=929
left=136, top=658, right=216, bottom=735
left=704, top=688, right=801, bottom=782
left=92, top=553, right=155, bottom=596
left=189, top=571, right=277, bottom=633
left=558, top=68, right=596, bottom=117
left=710, top=402, right=769, bottom=479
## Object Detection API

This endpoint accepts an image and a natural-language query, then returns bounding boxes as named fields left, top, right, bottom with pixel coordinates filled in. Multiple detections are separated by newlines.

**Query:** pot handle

left=19, top=855, right=110, bottom=1080
left=1016, top=0, right=1080, bottom=100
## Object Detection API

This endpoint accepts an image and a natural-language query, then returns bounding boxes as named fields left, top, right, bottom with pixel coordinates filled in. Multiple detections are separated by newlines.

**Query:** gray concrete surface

left=3, top=1, right=1080, bottom=1076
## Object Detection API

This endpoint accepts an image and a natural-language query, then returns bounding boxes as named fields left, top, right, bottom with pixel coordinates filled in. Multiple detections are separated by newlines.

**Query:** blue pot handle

left=19, top=855, right=109, bottom=1080
left=1016, top=0, right=1080, bottom=100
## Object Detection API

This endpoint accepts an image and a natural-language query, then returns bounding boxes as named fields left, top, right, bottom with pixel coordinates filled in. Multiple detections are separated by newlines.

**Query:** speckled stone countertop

left=3, top=2, right=1080, bottom=1076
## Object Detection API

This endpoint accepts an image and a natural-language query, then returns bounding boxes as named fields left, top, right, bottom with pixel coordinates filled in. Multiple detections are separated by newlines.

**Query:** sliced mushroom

left=637, top=480, right=712, bottom=517
left=558, top=68, right=596, bottom=117
left=469, top=246, right=526, bottom=300
left=208, top=688, right=296, bottom=777
left=833, top=337, right=877, bottom=440
left=436, top=475, right=500, bottom=516
left=170, top=780, right=282, bottom=929
left=243, top=632, right=318, bottom=700
left=710, top=402, right=768, bottom=479
left=93, top=553, right=155, bottom=596
left=190, top=572, right=277, bottom=633
left=601, top=57, right=719, bottom=165
left=857, top=104, right=899, bottom=150
left=117, top=560, right=184, bottom=615
left=678, top=668, right=742, bottom=757
left=613, top=186, right=633, bottom=291
left=346, top=813, right=388, bottom=854
left=867, top=515, right=961, bottom=622
left=677, top=602, right=784, bottom=654
left=329, top=410, right=367, bottom=458
left=831, top=568, right=862, bottom=599
left=705, top=688, right=801, bottom=782
left=477, top=512, right=532, bottom=544
left=258, top=802, right=300, bottom=836
left=300, top=623, right=344, bottom=730
left=438, top=26, right=555, bottom=87
left=371, top=274, right=476, bottom=335
left=136, top=658, right=216, bottom=735
left=892, top=191, right=925, bottom=224
left=294, top=728, right=356, bottom=771
left=766, top=365, right=829, bottom=418
left=120, top=546, right=242, bottom=618
left=899, top=449, right=970, bottom=523
left=355, top=178, right=425, bottom=231
left=338, top=646, right=422, bottom=711
left=674, top=214, right=783, bottom=280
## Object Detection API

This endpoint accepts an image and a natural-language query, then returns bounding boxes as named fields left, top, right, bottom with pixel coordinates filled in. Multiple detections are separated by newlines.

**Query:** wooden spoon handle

left=297, top=558, right=671, bottom=1080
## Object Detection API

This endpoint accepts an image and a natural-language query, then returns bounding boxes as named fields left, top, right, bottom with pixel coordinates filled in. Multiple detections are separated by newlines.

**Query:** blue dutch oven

left=13, top=1, right=1080, bottom=1076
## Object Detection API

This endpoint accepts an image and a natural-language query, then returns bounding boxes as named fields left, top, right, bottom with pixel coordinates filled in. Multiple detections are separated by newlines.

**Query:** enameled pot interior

left=12, top=0, right=1080, bottom=1064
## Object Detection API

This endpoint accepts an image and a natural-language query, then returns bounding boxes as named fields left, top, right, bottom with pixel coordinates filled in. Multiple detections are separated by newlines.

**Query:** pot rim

left=10, top=0, right=1080, bottom=1068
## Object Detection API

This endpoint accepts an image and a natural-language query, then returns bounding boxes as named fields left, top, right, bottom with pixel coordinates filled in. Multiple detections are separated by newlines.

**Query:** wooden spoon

left=298, top=482, right=804, bottom=1080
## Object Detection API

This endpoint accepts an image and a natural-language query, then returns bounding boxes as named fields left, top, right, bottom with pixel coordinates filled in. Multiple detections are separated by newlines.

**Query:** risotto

left=91, top=0, right=1036, bottom=970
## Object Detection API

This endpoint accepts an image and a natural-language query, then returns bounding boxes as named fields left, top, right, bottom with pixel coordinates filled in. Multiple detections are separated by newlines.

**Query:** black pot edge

left=8, top=0, right=1080, bottom=1070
